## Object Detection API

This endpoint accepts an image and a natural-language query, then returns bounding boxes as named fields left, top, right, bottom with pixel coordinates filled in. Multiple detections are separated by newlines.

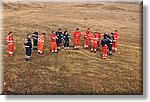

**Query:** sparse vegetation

left=2, top=2, right=142, bottom=95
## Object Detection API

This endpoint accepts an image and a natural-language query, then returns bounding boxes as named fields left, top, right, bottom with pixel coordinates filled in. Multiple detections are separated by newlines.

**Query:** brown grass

left=2, top=2, right=142, bottom=95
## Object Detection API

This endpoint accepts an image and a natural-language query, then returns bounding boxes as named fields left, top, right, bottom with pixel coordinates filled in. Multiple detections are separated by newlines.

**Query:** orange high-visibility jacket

left=38, top=35, right=44, bottom=45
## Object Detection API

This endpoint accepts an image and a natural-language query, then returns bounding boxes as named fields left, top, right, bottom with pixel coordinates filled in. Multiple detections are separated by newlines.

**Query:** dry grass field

left=2, top=1, right=142, bottom=95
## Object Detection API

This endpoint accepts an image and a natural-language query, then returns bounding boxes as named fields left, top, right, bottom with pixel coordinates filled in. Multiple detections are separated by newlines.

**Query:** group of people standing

left=6, top=28, right=119, bottom=61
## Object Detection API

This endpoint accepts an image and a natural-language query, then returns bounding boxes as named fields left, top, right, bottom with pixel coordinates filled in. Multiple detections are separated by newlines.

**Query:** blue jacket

left=101, top=38, right=109, bottom=47
left=56, top=31, right=63, bottom=40
left=24, top=37, right=32, bottom=48
left=32, top=31, right=38, bottom=40
left=63, top=34, right=70, bottom=42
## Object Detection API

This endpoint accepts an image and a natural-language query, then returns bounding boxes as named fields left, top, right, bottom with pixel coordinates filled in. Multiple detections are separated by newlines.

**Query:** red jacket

left=84, top=31, right=91, bottom=40
left=96, top=32, right=101, bottom=40
left=50, top=34, right=57, bottom=42
left=7, top=34, right=14, bottom=45
left=73, top=31, right=82, bottom=39
left=114, top=33, right=119, bottom=41
left=91, top=35, right=98, bottom=43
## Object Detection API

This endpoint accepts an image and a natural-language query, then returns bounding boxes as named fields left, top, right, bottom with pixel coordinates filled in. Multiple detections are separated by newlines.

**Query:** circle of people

left=6, top=28, right=119, bottom=61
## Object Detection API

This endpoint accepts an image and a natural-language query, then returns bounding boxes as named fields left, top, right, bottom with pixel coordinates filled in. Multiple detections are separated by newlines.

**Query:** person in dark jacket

left=24, top=33, right=32, bottom=61
left=63, top=30, right=70, bottom=50
left=108, top=33, right=114, bottom=55
left=102, top=32, right=109, bottom=46
left=56, top=28, right=63, bottom=50
left=32, top=29, right=38, bottom=50
left=101, top=34, right=109, bottom=59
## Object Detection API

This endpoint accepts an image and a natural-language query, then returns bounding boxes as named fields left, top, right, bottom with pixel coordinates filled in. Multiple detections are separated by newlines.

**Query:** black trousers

left=25, top=47, right=32, bottom=59
left=56, top=39, right=62, bottom=47
left=33, top=39, right=38, bottom=48
left=109, top=44, right=112, bottom=51
left=64, top=42, right=69, bottom=47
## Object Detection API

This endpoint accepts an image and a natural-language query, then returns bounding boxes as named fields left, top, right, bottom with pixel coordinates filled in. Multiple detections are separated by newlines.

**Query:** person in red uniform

left=91, top=32, right=98, bottom=53
left=38, top=33, right=45, bottom=54
left=101, top=35, right=109, bottom=59
left=73, top=28, right=82, bottom=50
left=96, top=31, right=101, bottom=50
left=50, top=31, right=58, bottom=53
left=7, top=31, right=14, bottom=56
left=84, top=28, right=91, bottom=49
left=112, top=30, right=119, bottom=52
left=102, top=44, right=108, bottom=59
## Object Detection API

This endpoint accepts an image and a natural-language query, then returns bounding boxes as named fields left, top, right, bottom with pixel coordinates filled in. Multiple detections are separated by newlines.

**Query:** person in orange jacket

left=84, top=28, right=91, bottom=49
left=96, top=31, right=101, bottom=50
left=50, top=31, right=58, bottom=53
left=73, top=28, right=82, bottom=50
left=38, top=33, right=45, bottom=54
left=91, top=32, right=98, bottom=53
left=112, top=30, right=119, bottom=52
left=7, top=31, right=14, bottom=56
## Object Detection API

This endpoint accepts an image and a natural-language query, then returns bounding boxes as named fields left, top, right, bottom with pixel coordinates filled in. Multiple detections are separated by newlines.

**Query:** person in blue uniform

left=32, top=29, right=38, bottom=50
left=108, top=33, right=114, bottom=55
left=101, top=34, right=109, bottom=47
left=56, top=28, right=63, bottom=50
left=103, top=32, right=110, bottom=46
left=63, top=30, right=70, bottom=50
left=101, top=34, right=109, bottom=59
left=24, top=33, right=32, bottom=61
